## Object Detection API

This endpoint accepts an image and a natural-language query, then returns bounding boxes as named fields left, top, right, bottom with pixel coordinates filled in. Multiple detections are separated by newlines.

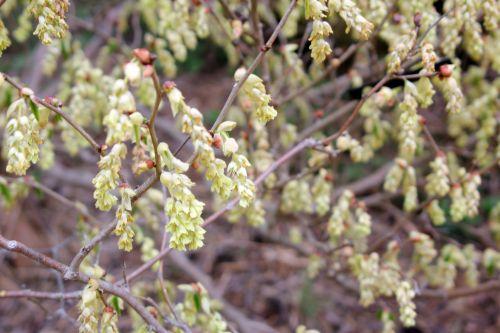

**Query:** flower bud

left=212, top=134, right=223, bottom=149
left=124, top=61, right=141, bottom=86
left=216, top=121, right=237, bottom=133
left=21, top=87, right=34, bottom=97
left=133, top=48, right=156, bottom=65
left=223, top=137, right=239, bottom=155
left=438, top=64, right=453, bottom=78
left=129, top=112, right=144, bottom=126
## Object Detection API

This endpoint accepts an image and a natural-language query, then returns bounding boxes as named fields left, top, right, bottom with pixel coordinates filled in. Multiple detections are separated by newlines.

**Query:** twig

left=173, top=0, right=298, bottom=156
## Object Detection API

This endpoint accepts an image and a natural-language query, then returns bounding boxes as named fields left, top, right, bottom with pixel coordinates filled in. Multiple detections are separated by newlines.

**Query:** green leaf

left=0, top=183, right=12, bottom=204
left=111, top=296, right=122, bottom=316
left=28, top=99, right=40, bottom=122
left=305, top=0, right=310, bottom=18
left=193, top=292, right=202, bottom=312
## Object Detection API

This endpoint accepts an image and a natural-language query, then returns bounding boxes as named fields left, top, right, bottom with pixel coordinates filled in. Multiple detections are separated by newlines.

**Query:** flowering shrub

left=0, top=0, right=499, bottom=332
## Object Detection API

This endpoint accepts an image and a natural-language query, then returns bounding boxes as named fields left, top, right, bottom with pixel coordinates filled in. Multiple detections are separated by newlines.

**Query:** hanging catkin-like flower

left=305, top=0, right=328, bottom=20
left=434, top=66, right=463, bottom=114
left=103, top=79, right=136, bottom=145
left=161, top=171, right=205, bottom=251
left=281, top=179, right=313, bottom=214
left=462, top=172, right=481, bottom=218
left=3, top=97, right=42, bottom=176
left=78, top=269, right=104, bottom=333
left=421, top=42, right=437, bottom=74
left=425, top=154, right=450, bottom=197
left=387, top=31, right=417, bottom=74
left=28, top=0, right=70, bottom=45
left=235, top=68, right=277, bottom=124
left=114, top=185, right=136, bottom=252
left=395, top=281, right=416, bottom=327
left=0, top=19, right=11, bottom=56
left=398, top=81, right=421, bottom=160
left=311, top=169, right=332, bottom=216
left=410, top=231, right=437, bottom=267
left=426, top=199, right=446, bottom=225
left=92, top=144, right=127, bottom=211
left=309, top=19, right=333, bottom=63
left=329, top=0, right=374, bottom=40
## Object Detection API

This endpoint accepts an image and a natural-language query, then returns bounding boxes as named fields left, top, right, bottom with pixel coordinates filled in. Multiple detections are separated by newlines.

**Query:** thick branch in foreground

left=0, top=234, right=170, bottom=333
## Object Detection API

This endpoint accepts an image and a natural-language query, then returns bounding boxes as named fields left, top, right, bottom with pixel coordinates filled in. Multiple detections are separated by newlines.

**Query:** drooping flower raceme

left=425, top=154, right=450, bottom=197
left=28, top=0, right=70, bottom=45
left=235, top=68, right=277, bottom=124
left=3, top=98, right=42, bottom=176
left=114, top=185, right=136, bottom=252
left=160, top=171, right=205, bottom=251
left=329, top=0, right=374, bottom=40
left=92, top=143, right=127, bottom=211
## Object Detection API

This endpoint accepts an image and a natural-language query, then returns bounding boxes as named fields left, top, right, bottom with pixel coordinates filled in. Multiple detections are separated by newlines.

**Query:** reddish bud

left=191, top=160, right=200, bottom=170
left=418, top=116, right=426, bottom=126
left=213, top=134, right=223, bottom=149
left=241, top=131, right=249, bottom=140
left=145, top=159, right=155, bottom=169
left=143, top=65, right=154, bottom=77
left=163, top=81, right=176, bottom=92
left=438, top=64, right=453, bottom=79
left=133, top=48, right=156, bottom=65
left=324, top=173, right=333, bottom=182
left=314, top=109, right=324, bottom=119
left=104, top=306, right=114, bottom=314
left=392, top=13, right=403, bottom=24
left=413, top=12, right=422, bottom=27
left=331, top=58, right=341, bottom=68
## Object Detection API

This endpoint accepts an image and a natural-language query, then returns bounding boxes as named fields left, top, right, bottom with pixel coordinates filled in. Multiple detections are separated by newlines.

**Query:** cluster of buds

left=28, top=0, right=70, bottom=45
left=235, top=68, right=277, bottom=124
left=114, top=184, right=136, bottom=251
left=3, top=96, right=42, bottom=176
left=92, top=144, right=127, bottom=211
left=305, top=0, right=332, bottom=63
left=329, top=0, right=374, bottom=40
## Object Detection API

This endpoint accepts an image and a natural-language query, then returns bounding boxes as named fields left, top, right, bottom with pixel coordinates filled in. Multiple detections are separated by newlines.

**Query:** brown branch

left=419, top=280, right=500, bottom=299
left=0, top=234, right=170, bottom=333
left=0, top=289, right=81, bottom=300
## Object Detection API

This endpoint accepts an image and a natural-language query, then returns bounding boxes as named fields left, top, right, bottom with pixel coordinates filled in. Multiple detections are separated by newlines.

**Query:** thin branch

left=173, top=0, right=298, bottom=156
